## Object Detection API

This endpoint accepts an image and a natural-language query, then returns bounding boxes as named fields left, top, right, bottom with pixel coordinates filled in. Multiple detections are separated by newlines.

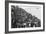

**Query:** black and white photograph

left=5, top=1, right=45, bottom=33
left=11, top=4, right=41, bottom=28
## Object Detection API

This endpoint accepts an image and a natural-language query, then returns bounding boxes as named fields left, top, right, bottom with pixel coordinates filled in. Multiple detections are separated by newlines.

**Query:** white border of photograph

left=9, top=3, right=43, bottom=31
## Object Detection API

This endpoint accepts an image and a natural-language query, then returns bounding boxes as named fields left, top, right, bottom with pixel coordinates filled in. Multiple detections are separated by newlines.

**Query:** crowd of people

left=11, top=6, right=41, bottom=28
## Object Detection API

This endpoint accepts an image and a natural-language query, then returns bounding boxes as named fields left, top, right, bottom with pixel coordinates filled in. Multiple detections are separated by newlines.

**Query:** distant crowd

left=11, top=6, right=41, bottom=28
